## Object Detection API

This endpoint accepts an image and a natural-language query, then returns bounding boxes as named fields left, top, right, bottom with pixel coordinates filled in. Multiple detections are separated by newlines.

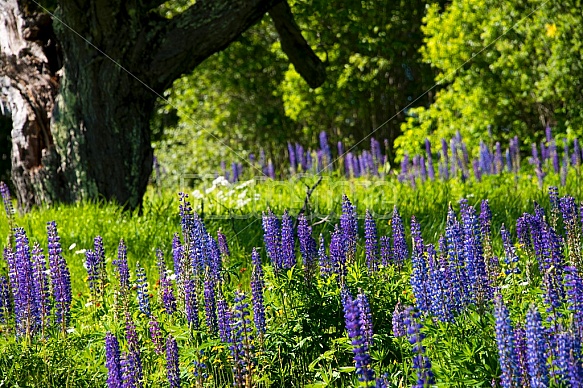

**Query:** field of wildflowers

left=2, top=129, right=583, bottom=387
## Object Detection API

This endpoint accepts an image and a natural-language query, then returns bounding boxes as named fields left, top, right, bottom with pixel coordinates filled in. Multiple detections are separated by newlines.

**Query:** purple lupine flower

left=31, top=243, right=50, bottom=334
left=12, top=228, right=37, bottom=336
left=166, top=335, right=181, bottom=388
left=262, top=209, right=281, bottom=271
left=0, top=276, right=10, bottom=323
left=340, top=195, right=358, bottom=261
left=217, top=230, right=230, bottom=259
left=120, top=351, right=139, bottom=388
left=230, top=291, right=254, bottom=387
left=391, top=302, right=407, bottom=338
left=501, top=225, right=519, bottom=276
left=427, top=244, right=453, bottom=322
left=217, top=289, right=232, bottom=343
left=251, top=248, right=266, bottom=335
left=318, top=233, right=331, bottom=276
left=184, top=278, right=198, bottom=329
left=85, top=250, right=100, bottom=296
left=517, top=215, right=533, bottom=257
left=0, top=181, right=13, bottom=223
left=357, top=291, right=374, bottom=349
left=319, top=131, right=331, bottom=167
left=392, top=206, right=408, bottom=267
left=330, top=225, right=347, bottom=280
left=514, top=325, right=528, bottom=387
left=281, top=210, right=296, bottom=269
left=404, top=307, right=435, bottom=388
left=105, top=332, right=123, bottom=388
left=157, top=249, right=176, bottom=315
left=171, top=234, right=183, bottom=283
left=135, top=263, right=150, bottom=317
left=540, top=221, right=565, bottom=317
left=472, top=159, right=482, bottom=181
left=410, top=216, right=430, bottom=313
left=288, top=142, right=297, bottom=173
left=342, top=290, right=375, bottom=383
left=525, top=305, right=549, bottom=388
left=125, top=312, right=143, bottom=385
left=148, top=317, right=164, bottom=355
left=445, top=207, right=469, bottom=311
left=559, top=196, right=582, bottom=269
left=380, top=236, right=391, bottom=266
left=203, top=272, right=217, bottom=333
left=459, top=199, right=489, bottom=303
left=364, top=210, right=379, bottom=272
left=554, top=330, right=583, bottom=386
left=94, top=236, right=107, bottom=295
left=113, top=239, right=131, bottom=297
left=206, top=233, right=222, bottom=280
left=564, top=266, right=583, bottom=340
left=548, top=186, right=560, bottom=229
left=297, top=214, right=317, bottom=281
left=494, top=296, right=519, bottom=388
left=480, top=200, right=498, bottom=283
left=574, top=139, right=582, bottom=166
left=47, top=221, right=72, bottom=330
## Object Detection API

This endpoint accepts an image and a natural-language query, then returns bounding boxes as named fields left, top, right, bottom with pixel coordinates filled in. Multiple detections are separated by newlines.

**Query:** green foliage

left=152, top=0, right=445, bottom=181
left=396, top=0, right=583, bottom=159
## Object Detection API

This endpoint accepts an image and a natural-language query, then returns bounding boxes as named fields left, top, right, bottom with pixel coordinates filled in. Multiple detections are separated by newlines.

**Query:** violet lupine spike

left=554, top=330, right=583, bottom=386
left=297, top=214, right=318, bottom=281
left=540, top=221, right=565, bottom=319
left=410, top=216, right=429, bottom=314
left=391, top=302, right=407, bottom=338
left=548, top=186, right=560, bottom=229
left=0, top=181, right=14, bottom=224
left=120, top=350, right=140, bottom=388
left=318, top=233, right=331, bottom=277
left=425, top=139, right=435, bottom=180
left=525, top=305, right=549, bottom=388
left=262, top=209, right=282, bottom=271
left=135, top=263, right=151, bottom=317
left=427, top=243, right=453, bottom=322
left=4, top=248, right=19, bottom=326
left=364, top=210, right=379, bottom=272
left=113, top=239, right=130, bottom=297
left=251, top=248, right=266, bottom=335
left=203, top=272, right=217, bottom=333
left=85, top=250, right=100, bottom=296
left=356, top=291, right=374, bottom=349
left=404, top=307, right=435, bottom=388
left=392, top=206, right=408, bottom=267
left=166, top=335, right=181, bottom=388
left=559, top=196, right=582, bottom=270
left=149, top=317, right=164, bottom=355
left=494, top=296, right=520, bottom=388
left=501, top=225, right=520, bottom=276
left=125, top=312, right=143, bottom=384
left=47, top=221, right=72, bottom=330
left=105, top=332, right=123, bottom=388
left=281, top=210, right=296, bottom=269
left=564, top=266, right=583, bottom=341
left=0, top=276, right=10, bottom=324
left=330, top=225, right=348, bottom=280
left=13, top=228, right=37, bottom=336
left=184, top=278, right=199, bottom=329
left=206, top=233, right=222, bottom=280
left=217, top=230, right=230, bottom=259
left=217, top=288, right=232, bottom=343
left=171, top=234, right=183, bottom=284
left=480, top=200, right=498, bottom=284
left=230, top=291, right=254, bottom=387
left=94, top=236, right=107, bottom=295
left=380, top=236, right=391, bottom=267
left=157, top=249, right=176, bottom=315
left=445, top=207, right=469, bottom=312
left=31, top=242, right=50, bottom=334
left=340, top=195, right=358, bottom=262
left=513, top=325, right=528, bottom=387
left=342, top=290, right=375, bottom=384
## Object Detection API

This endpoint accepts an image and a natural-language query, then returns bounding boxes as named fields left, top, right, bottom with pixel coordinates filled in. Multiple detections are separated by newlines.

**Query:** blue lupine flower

left=297, top=214, right=317, bottom=281
left=12, top=228, right=37, bottom=336
left=410, top=216, right=429, bottom=313
left=525, top=305, right=549, bottom=388
left=391, top=301, right=407, bottom=338
left=94, top=236, right=107, bottom=294
left=125, top=312, right=143, bottom=385
left=105, top=332, right=123, bottom=388
left=113, top=239, right=130, bottom=298
left=157, top=249, right=176, bottom=315
left=217, top=230, right=230, bottom=258
left=330, top=225, right=347, bottom=279
left=166, top=335, right=181, bottom=388
left=184, top=278, right=198, bottom=329
left=230, top=291, right=254, bottom=387
left=318, top=233, right=331, bottom=276
left=262, top=209, right=281, bottom=271
left=364, top=210, right=379, bottom=272
left=392, top=206, right=408, bottom=267
left=494, top=296, right=519, bottom=388
left=217, top=289, right=232, bottom=343
left=281, top=210, right=296, bottom=269
left=564, top=266, right=583, bottom=340
left=31, top=242, right=50, bottom=334
left=0, top=181, right=13, bottom=223
left=135, top=263, right=150, bottom=317
left=342, top=290, right=375, bottom=384
left=148, top=317, right=164, bottom=355
left=251, top=248, right=266, bottom=335
left=203, top=272, right=217, bottom=333
left=340, top=195, right=358, bottom=261
left=47, top=222, right=72, bottom=330
left=404, top=307, right=435, bottom=388
left=380, top=236, right=391, bottom=266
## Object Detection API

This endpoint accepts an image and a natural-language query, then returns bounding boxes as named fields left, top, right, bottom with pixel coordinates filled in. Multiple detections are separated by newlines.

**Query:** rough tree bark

left=0, top=0, right=325, bottom=210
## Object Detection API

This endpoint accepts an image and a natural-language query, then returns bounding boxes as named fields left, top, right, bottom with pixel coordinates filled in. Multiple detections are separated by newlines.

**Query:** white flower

left=192, top=189, right=203, bottom=199
left=75, top=249, right=87, bottom=255
left=68, top=243, right=76, bottom=250
left=205, top=185, right=216, bottom=194
left=237, top=190, right=248, bottom=200
left=212, top=176, right=229, bottom=187
left=66, top=327, right=76, bottom=334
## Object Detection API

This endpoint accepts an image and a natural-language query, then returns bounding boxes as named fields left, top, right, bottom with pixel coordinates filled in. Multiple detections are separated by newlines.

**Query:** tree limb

left=269, top=1, right=326, bottom=88
left=147, top=0, right=283, bottom=91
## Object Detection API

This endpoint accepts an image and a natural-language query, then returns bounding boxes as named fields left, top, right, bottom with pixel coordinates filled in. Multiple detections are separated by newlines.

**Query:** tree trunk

left=1, top=0, right=324, bottom=210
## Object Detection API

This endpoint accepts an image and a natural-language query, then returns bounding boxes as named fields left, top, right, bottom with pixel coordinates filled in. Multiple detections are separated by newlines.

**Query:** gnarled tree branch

left=269, top=1, right=326, bottom=88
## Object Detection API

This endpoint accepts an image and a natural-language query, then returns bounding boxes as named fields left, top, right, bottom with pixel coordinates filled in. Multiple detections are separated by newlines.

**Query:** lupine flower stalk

left=135, top=263, right=151, bottom=317
left=166, top=335, right=181, bottom=388
left=148, top=317, right=164, bottom=355
left=404, top=307, right=435, bottom=388
left=251, top=248, right=266, bottom=335
left=47, top=221, right=72, bottom=332
left=105, top=332, right=123, bottom=388
left=31, top=243, right=50, bottom=336
left=364, top=210, right=379, bottom=272
left=203, top=271, right=217, bottom=333
left=281, top=210, right=296, bottom=269
left=230, top=291, right=254, bottom=388
left=340, top=195, right=358, bottom=261
left=262, top=209, right=281, bottom=271
left=392, top=206, right=407, bottom=267
left=525, top=305, right=549, bottom=388
left=157, top=249, right=176, bottom=315
left=297, top=214, right=317, bottom=281
left=94, top=236, right=107, bottom=296
left=494, top=296, right=520, bottom=388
